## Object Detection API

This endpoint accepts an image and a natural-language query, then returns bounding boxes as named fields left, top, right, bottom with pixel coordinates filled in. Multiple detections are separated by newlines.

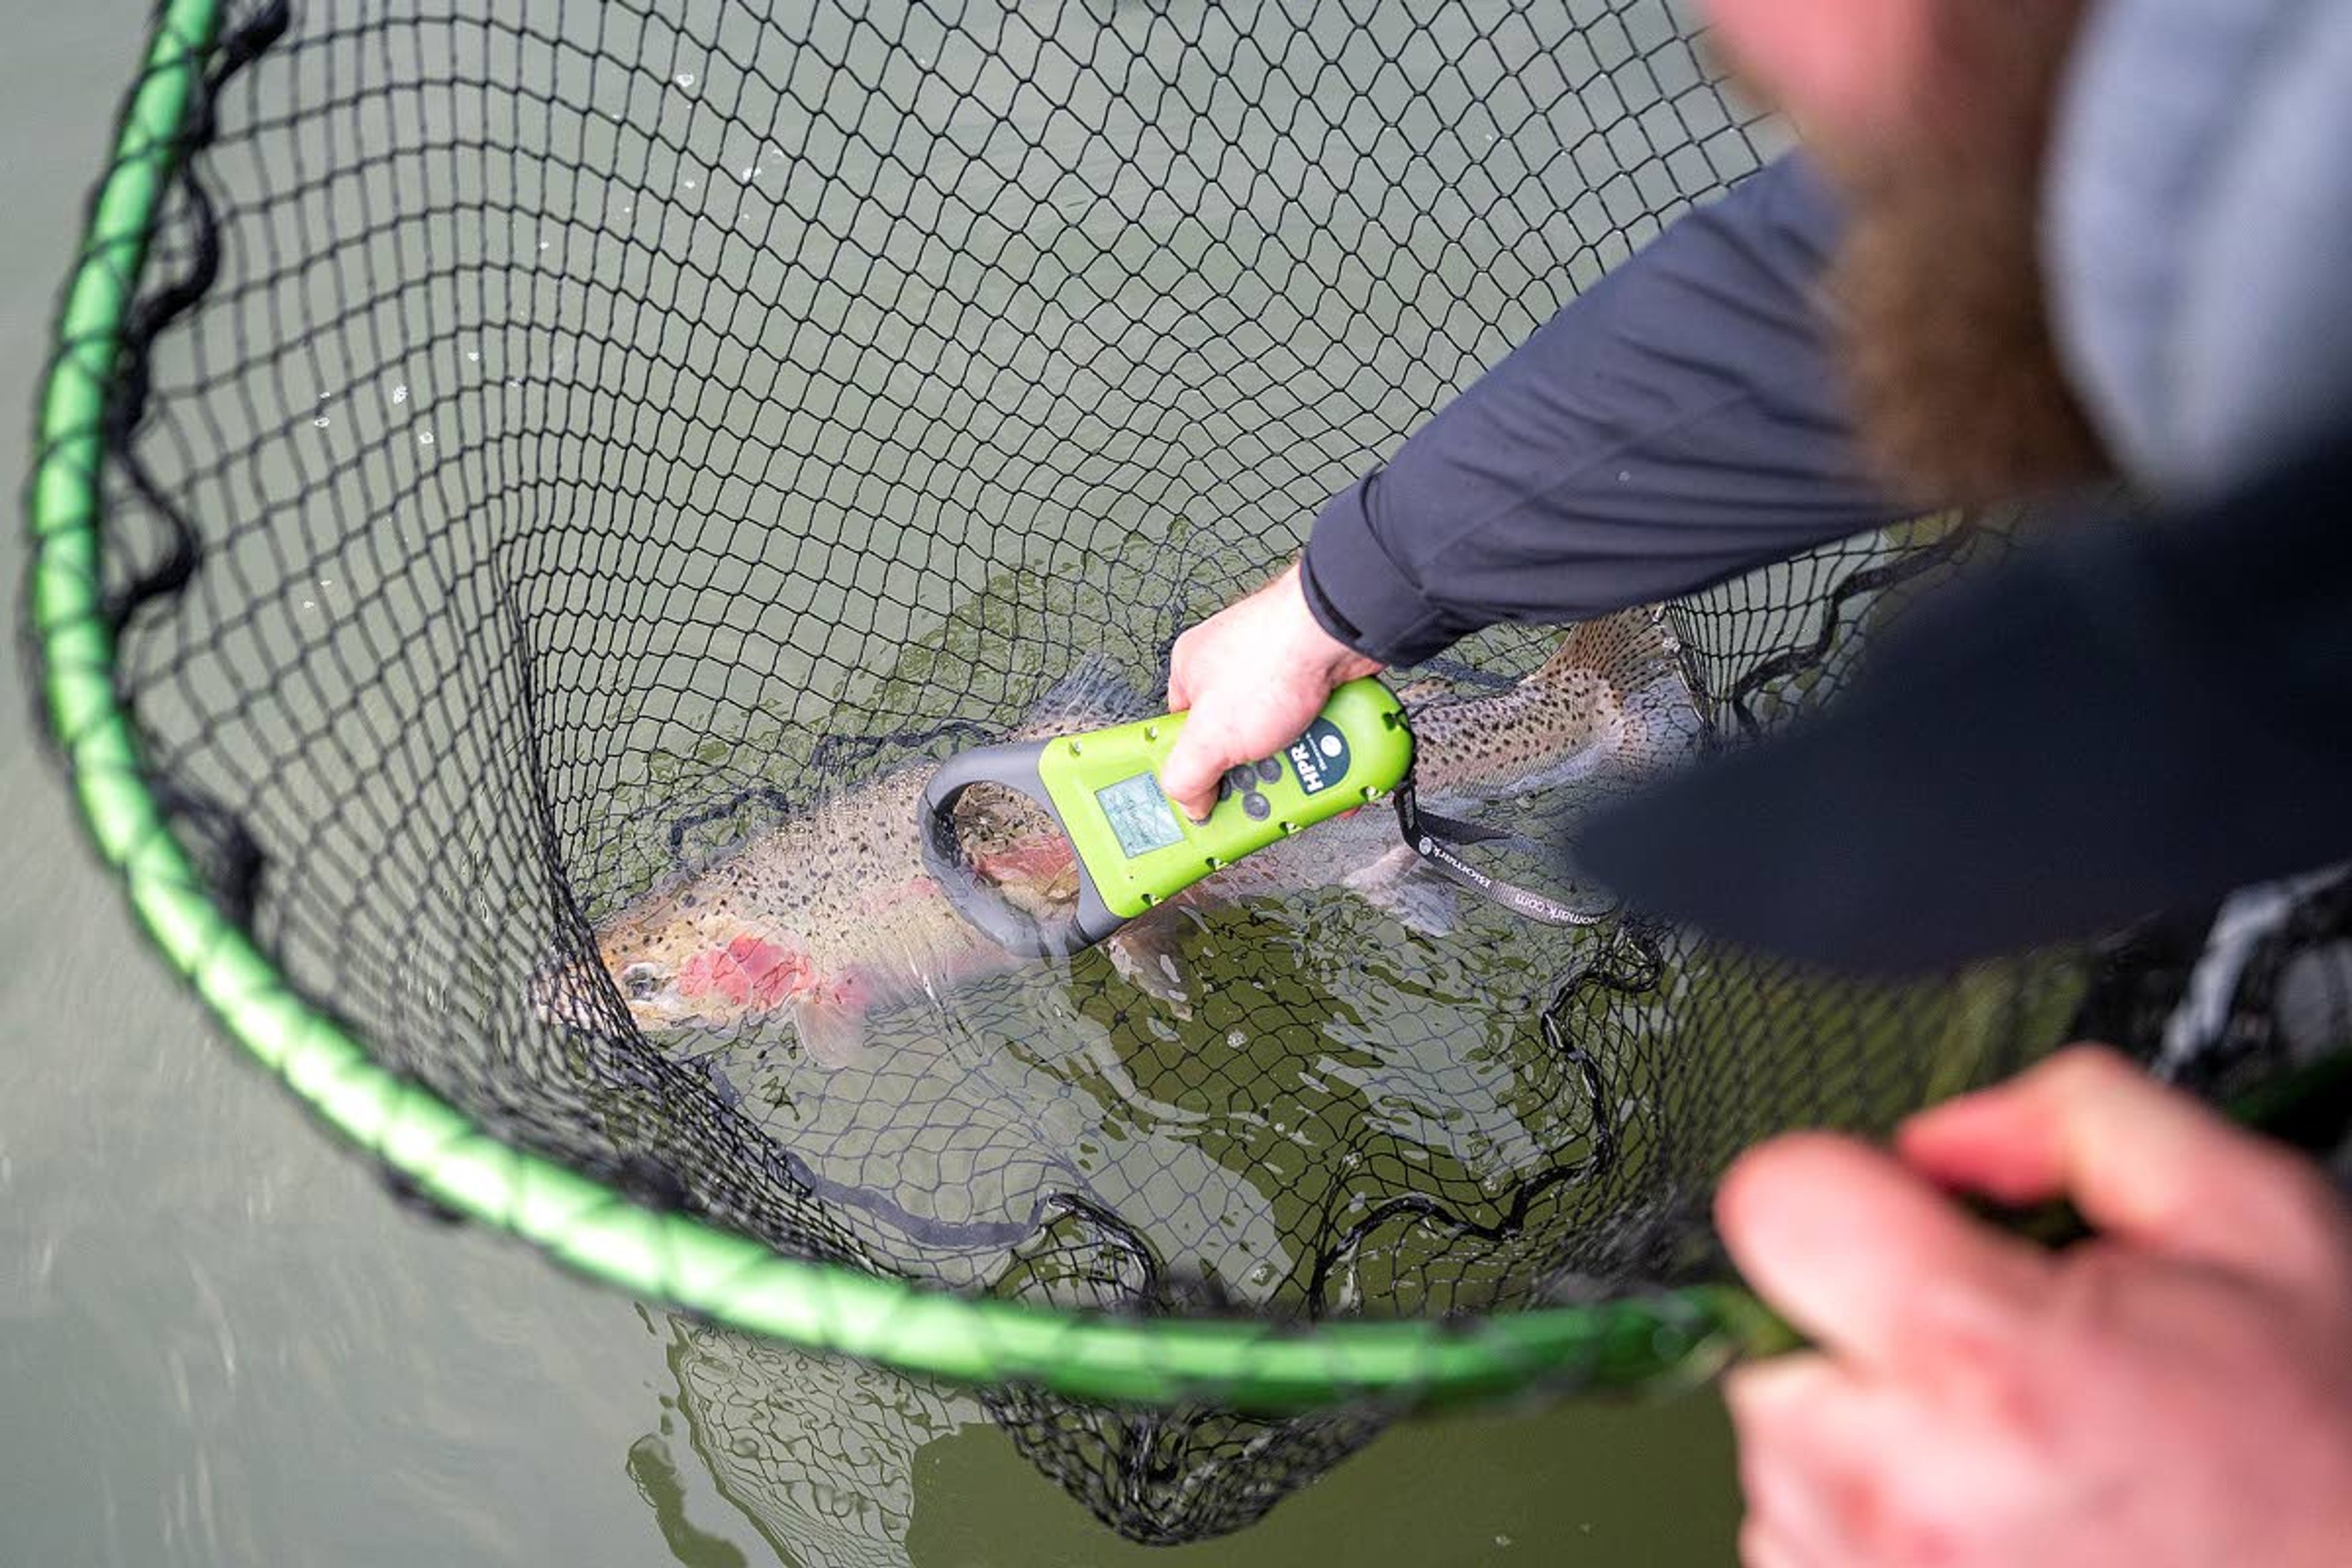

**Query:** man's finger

left=1704, top=0, right=1932, bottom=145
left=1898, top=1044, right=2352, bottom=1287
left=1730, top=1356, right=1863, bottom=1568
left=1736, top=1520, right=1806, bottom=1568
left=1719, top=1131, right=2052, bottom=1377
left=1729, top=1355, right=1934, bottom=1568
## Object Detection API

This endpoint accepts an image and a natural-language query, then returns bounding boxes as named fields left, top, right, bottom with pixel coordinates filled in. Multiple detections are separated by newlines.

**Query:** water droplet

left=682, top=178, right=697, bottom=190
left=466, top=351, right=479, bottom=363
left=312, top=416, right=330, bottom=428
left=739, top=167, right=754, bottom=180
left=391, top=385, right=408, bottom=404
left=538, top=240, right=549, bottom=251
left=674, top=72, right=695, bottom=88
left=301, top=599, right=316, bottom=610
left=418, top=431, right=435, bottom=447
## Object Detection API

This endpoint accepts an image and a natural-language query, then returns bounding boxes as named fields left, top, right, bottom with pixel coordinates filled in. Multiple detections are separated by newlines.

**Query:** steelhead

left=537, top=609, right=1698, bottom=1065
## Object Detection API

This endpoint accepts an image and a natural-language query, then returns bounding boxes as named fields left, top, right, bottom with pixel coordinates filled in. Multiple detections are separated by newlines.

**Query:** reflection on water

left=653, top=1316, right=979, bottom=1567
left=631, top=1307, right=1744, bottom=1567
left=647, top=1311, right=1390, bottom=1561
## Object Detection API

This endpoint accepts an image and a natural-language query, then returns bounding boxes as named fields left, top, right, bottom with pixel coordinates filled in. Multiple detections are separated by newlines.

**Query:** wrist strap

left=1393, top=775, right=1613, bottom=927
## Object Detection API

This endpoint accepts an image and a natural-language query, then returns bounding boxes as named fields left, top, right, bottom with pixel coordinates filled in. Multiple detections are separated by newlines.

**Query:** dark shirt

left=1299, top=155, right=1902, bottom=668
left=1583, top=427, right=2352, bottom=974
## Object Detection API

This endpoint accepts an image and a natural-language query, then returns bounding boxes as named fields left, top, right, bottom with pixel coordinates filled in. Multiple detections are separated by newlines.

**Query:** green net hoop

left=28, top=0, right=2345, bottom=1543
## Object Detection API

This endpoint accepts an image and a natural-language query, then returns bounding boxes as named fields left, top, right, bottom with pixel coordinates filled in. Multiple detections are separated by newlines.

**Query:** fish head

left=532, top=878, right=818, bottom=1034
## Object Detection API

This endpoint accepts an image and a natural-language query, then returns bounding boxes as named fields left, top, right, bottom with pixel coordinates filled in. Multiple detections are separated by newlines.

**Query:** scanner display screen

left=1095, top=772, right=1184, bottom=858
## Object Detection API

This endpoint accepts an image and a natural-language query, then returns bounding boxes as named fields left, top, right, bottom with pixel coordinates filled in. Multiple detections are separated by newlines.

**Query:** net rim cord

left=21, top=0, right=1793, bottom=1414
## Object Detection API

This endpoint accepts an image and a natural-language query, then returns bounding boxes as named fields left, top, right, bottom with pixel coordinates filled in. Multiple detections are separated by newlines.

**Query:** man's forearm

left=1302, top=154, right=1905, bottom=667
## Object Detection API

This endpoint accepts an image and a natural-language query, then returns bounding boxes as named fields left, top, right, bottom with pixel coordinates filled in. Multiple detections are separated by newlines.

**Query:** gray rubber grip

left=918, top=739, right=1127, bottom=957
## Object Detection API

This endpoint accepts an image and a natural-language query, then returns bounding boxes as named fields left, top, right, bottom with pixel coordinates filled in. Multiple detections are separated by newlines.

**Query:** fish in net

left=25, top=0, right=2350, bottom=1547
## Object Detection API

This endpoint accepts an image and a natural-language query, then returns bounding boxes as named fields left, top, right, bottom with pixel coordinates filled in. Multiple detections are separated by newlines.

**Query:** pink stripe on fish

left=679, top=935, right=805, bottom=1009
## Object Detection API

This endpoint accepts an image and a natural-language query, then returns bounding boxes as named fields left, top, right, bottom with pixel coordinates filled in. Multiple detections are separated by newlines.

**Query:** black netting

left=50, top=0, right=2346, bottom=1545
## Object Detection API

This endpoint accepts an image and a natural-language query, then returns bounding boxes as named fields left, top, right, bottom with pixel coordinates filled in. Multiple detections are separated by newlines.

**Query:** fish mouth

left=526, top=956, right=728, bottom=1035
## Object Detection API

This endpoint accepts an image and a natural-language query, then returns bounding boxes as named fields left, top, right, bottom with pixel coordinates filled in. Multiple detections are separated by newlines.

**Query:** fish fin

left=1106, top=912, right=1197, bottom=1019
left=790, top=998, right=870, bottom=1069
left=1614, top=665, right=1709, bottom=770
left=1014, top=656, right=1152, bottom=738
left=1534, top=608, right=1681, bottom=701
left=1389, top=676, right=1454, bottom=706
left=1344, top=845, right=1460, bottom=938
left=1556, top=610, right=1709, bottom=774
left=1508, top=609, right=1706, bottom=786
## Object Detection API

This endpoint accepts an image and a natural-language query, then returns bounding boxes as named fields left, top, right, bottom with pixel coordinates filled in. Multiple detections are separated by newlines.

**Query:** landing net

left=29, top=0, right=2345, bottom=1543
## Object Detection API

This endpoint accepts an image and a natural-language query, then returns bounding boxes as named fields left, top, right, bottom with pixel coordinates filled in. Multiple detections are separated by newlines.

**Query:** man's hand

left=1158, top=561, right=1383, bottom=821
left=1720, top=1044, right=2352, bottom=1568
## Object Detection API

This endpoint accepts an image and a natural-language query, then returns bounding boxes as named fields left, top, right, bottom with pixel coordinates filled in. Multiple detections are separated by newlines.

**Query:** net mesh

left=39, top=0, right=2340, bottom=1545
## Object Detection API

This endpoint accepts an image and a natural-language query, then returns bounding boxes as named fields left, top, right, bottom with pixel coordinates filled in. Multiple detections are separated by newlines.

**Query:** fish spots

left=679, top=935, right=805, bottom=1009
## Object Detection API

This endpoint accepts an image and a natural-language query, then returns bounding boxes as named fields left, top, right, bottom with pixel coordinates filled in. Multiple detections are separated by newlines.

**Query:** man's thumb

left=1719, top=1132, right=2051, bottom=1376
left=1159, top=716, right=1226, bottom=822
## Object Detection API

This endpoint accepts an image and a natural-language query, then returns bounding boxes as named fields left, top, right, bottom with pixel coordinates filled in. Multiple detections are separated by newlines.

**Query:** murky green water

left=2, top=6, right=1741, bottom=1564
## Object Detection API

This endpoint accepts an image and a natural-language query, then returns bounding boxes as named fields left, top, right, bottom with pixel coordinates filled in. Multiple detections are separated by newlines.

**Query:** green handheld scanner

left=919, top=679, right=1414, bottom=957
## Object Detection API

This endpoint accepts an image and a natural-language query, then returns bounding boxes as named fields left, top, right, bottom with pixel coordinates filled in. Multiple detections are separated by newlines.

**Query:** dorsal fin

left=1529, top=608, right=1680, bottom=699
left=1012, top=656, right=1151, bottom=739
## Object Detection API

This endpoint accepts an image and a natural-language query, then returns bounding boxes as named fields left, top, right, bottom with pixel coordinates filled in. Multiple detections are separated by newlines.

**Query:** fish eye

left=620, top=963, right=664, bottom=1000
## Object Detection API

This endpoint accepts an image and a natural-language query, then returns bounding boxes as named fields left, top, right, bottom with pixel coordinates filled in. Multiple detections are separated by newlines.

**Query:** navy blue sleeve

left=1298, top=154, right=1905, bottom=667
